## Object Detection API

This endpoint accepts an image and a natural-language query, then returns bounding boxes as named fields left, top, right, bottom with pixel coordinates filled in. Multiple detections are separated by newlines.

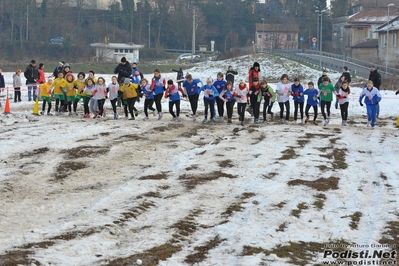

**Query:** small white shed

left=90, top=42, right=144, bottom=63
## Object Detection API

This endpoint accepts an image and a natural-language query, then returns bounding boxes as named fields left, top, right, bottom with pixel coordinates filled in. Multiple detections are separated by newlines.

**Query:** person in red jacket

left=248, top=62, right=260, bottom=88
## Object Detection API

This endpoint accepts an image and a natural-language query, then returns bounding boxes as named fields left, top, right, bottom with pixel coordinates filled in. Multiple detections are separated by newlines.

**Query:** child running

left=107, top=76, right=120, bottom=120
left=39, top=78, right=53, bottom=115
left=200, top=77, right=219, bottom=123
left=150, top=69, right=166, bottom=120
left=140, top=78, right=156, bottom=120
left=182, top=74, right=201, bottom=120
left=120, top=77, right=139, bottom=120
left=291, top=78, right=305, bottom=124
left=235, top=80, right=249, bottom=126
left=248, top=77, right=261, bottom=123
left=213, top=72, right=227, bottom=122
left=303, top=81, right=319, bottom=125
left=82, top=78, right=95, bottom=118
left=52, top=71, right=67, bottom=116
left=92, top=77, right=107, bottom=118
left=73, top=72, right=86, bottom=115
left=359, top=80, right=382, bottom=129
left=318, top=77, right=335, bottom=126
left=164, top=79, right=185, bottom=121
left=65, top=73, right=76, bottom=116
left=335, top=81, right=350, bottom=126
left=275, top=74, right=292, bottom=124
left=258, top=79, right=276, bottom=123
left=218, top=81, right=236, bottom=123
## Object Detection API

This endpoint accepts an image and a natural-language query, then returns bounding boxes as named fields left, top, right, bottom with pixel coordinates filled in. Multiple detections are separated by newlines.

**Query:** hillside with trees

left=0, top=0, right=332, bottom=63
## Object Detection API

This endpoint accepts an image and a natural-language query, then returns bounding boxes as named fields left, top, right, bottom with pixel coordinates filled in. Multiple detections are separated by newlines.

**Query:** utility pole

left=191, top=7, right=196, bottom=62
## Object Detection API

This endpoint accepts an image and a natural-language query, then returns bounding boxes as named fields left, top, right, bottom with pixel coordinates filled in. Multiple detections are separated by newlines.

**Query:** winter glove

left=396, top=91, right=399, bottom=95
left=266, top=92, right=271, bottom=97
left=337, top=95, right=344, bottom=100
left=359, top=102, right=363, bottom=107
left=375, top=101, right=378, bottom=104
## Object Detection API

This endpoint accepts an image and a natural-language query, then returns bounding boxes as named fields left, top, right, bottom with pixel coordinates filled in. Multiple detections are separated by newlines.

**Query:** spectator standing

left=37, top=63, right=46, bottom=84
left=0, top=68, right=5, bottom=93
left=172, top=67, right=184, bottom=88
left=317, top=70, right=331, bottom=88
left=52, top=61, right=64, bottom=78
left=341, top=66, right=351, bottom=84
left=225, top=66, right=238, bottom=86
left=24, top=60, right=39, bottom=101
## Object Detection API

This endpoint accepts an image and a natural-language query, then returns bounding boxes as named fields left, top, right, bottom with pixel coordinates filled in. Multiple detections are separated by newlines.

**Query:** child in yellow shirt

left=65, top=73, right=76, bottom=116
left=39, top=78, right=54, bottom=115
left=53, top=71, right=67, bottom=115
left=73, top=72, right=86, bottom=115
left=119, top=78, right=138, bottom=120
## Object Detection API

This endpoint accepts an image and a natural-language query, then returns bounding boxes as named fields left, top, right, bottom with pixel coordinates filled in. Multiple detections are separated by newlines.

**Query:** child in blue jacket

left=291, top=78, right=305, bottom=124
left=164, top=79, right=186, bottom=121
left=182, top=74, right=201, bottom=120
left=303, top=82, right=319, bottom=125
left=359, top=80, right=382, bottom=129
left=200, top=77, right=219, bottom=123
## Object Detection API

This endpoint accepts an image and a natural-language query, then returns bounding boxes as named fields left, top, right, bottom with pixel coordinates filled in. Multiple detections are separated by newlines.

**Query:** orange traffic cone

left=4, top=97, right=10, bottom=114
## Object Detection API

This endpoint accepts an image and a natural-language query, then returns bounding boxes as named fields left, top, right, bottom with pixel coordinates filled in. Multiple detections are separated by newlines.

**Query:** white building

left=90, top=42, right=144, bottom=63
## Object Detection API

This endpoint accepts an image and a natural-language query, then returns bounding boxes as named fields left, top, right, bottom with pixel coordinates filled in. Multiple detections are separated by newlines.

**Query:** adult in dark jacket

left=226, top=66, right=238, bottom=86
left=341, top=66, right=351, bottom=84
left=172, top=67, right=184, bottom=87
left=368, top=66, right=381, bottom=89
left=317, top=70, right=331, bottom=87
left=368, top=65, right=382, bottom=118
left=0, top=68, right=5, bottom=93
left=114, top=57, right=132, bottom=85
left=24, top=60, right=39, bottom=101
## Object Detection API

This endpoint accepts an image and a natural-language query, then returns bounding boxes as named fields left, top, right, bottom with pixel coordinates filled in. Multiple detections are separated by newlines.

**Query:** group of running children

left=38, top=62, right=382, bottom=128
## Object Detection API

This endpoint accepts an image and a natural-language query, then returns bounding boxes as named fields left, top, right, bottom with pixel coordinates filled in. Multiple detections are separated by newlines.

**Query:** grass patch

left=19, top=147, right=49, bottom=158
left=63, top=145, right=110, bottom=159
left=185, top=165, right=199, bottom=171
left=169, top=209, right=203, bottom=242
left=136, top=191, right=162, bottom=199
left=221, top=192, right=256, bottom=218
left=313, top=193, right=326, bottom=210
left=273, top=201, right=287, bottom=209
left=290, top=202, right=309, bottom=218
left=379, top=213, right=399, bottom=246
left=242, top=240, right=351, bottom=265
left=276, top=222, right=288, bottom=232
left=54, top=161, right=87, bottom=180
left=217, top=159, right=234, bottom=168
left=288, top=176, right=339, bottom=191
left=184, top=235, right=226, bottom=264
left=139, top=172, right=168, bottom=180
left=380, top=173, right=388, bottom=180
left=114, top=201, right=156, bottom=225
left=316, top=164, right=330, bottom=172
left=179, top=171, right=237, bottom=190
left=341, top=211, right=362, bottom=230
left=279, top=146, right=298, bottom=160
left=297, top=139, right=310, bottom=147
left=320, top=148, right=348, bottom=169
left=263, top=172, right=278, bottom=179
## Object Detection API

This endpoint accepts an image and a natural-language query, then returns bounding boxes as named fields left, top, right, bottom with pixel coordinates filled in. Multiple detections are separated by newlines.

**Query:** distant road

left=297, top=53, right=371, bottom=79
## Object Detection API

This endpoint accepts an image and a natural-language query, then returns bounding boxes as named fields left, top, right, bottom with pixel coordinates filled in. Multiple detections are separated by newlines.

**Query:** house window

left=129, top=49, right=133, bottom=53
left=114, top=49, right=118, bottom=53
left=287, top=34, right=291, bottom=41
left=124, top=49, right=129, bottom=53
left=119, top=49, right=124, bottom=53
left=258, top=34, right=262, bottom=38
left=393, top=33, right=397, bottom=48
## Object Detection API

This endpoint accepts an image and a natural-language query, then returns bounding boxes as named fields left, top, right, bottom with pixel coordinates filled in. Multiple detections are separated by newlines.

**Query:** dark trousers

left=305, top=104, right=318, bottom=121
left=83, top=97, right=90, bottom=114
left=293, top=101, right=304, bottom=120
left=216, top=97, right=225, bottom=117
left=340, top=102, right=349, bottom=121
left=262, top=99, right=274, bottom=120
left=55, top=99, right=61, bottom=112
left=188, top=94, right=199, bottom=115
left=73, top=98, right=80, bottom=112
left=320, top=100, right=331, bottom=120
left=127, top=97, right=137, bottom=117
left=14, top=89, right=21, bottom=102
left=279, top=100, right=290, bottom=120
left=169, top=100, right=180, bottom=118
left=42, top=101, right=52, bottom=113
left=204, top=98, right=215, bottom=119
left=154, top=93, right=163, bottom=113
left=97, top=99, right=105, bottom=115
left=110, top=98, right=118, bottom=113
left=226, top=100, right=235, bottom=119
left=144, top=99, right=155, bottom=117
left=67, top=100, right=72, bottom=112
left=237, top=102, right=246, bottom=121
left=250, top=95, right=260, bottom=119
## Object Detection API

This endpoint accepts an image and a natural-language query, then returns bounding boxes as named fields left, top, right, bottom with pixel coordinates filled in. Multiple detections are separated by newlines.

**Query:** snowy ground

left=0, top=55, right=398, bottom=266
